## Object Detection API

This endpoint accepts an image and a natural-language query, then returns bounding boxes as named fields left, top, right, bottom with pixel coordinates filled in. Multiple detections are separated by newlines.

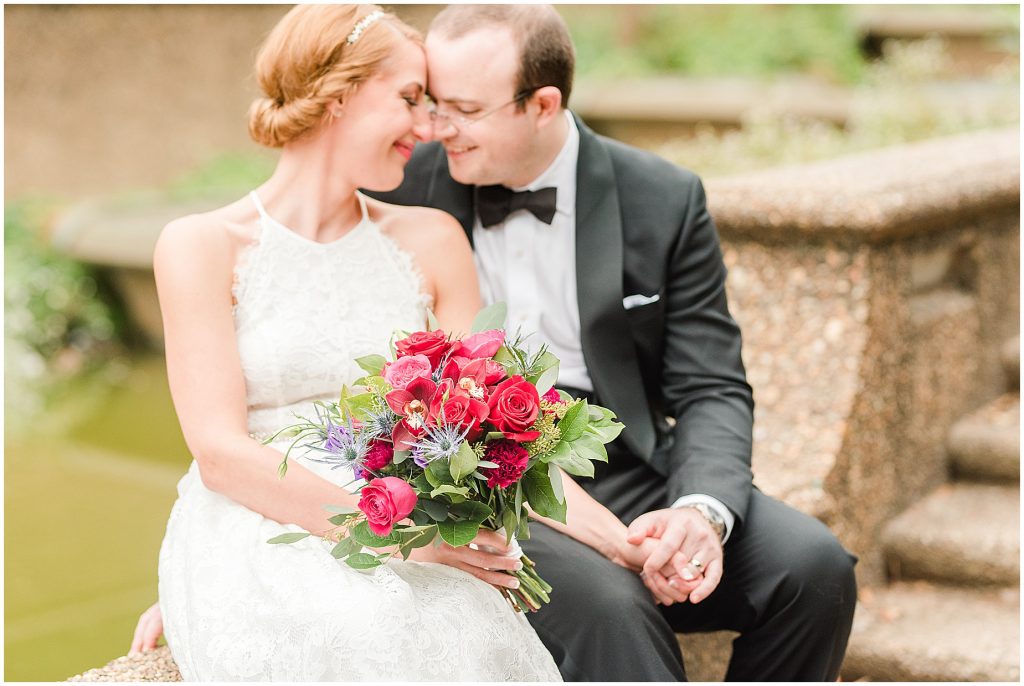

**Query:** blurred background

left=4, top=4, right=1019, bottom=681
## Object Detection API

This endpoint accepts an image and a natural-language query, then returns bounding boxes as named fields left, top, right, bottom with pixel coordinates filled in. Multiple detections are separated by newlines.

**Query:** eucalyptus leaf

left=427, top=459, right=454, bottom=486
left=471, top=302, right=507, bottom=333
left=476, top=460, right=500, bottom=469
left=351, top=520, right=401, bottom=547
left=330, top=536, right=362, bottom=559
left=450, top=440, right=479, bottom=482
left=539, top=439, right=572, bottom=465
left=429, top=484, right=471, bottom=500
left=450, top=500, right=493, bottom=523
left=355, top=354, right=387, bottom=376
left=327, top=512, right=359, bottom=526
left=437, top=520, right=481, bottom=546
left=346, top=553, right=383, bottom=570
left=267, top=532, right=310, bottom=545
left=323, top=504, right=359, bottom=514
left=426, top=308, right=440, bottom=332
left=393, top=449, right=411, bottom=465
left=548, top=461, right=565, bottom=503
left=585, top=420, right=625, bottom=444
left=418, top=498, right=450, bottom=522
left=501, top=506, right=518, bottom=543
left=559, top=400, right=589, bottom=443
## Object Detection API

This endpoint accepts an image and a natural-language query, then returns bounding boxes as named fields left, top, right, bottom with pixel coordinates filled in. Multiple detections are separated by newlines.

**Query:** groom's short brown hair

left=429, top=4, right=575, bottom=110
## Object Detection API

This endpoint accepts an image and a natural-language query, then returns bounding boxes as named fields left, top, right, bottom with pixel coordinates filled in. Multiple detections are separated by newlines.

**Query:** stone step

left=948, top=393, right=1020, bottom=482
left=842, top=581, right=1020, bottom=682
left=882, top=482, right=1019, bottom=586
left=1002, top=336, right=1019, bottom=391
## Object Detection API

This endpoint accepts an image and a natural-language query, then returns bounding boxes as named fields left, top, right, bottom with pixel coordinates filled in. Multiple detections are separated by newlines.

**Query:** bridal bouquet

left=267, top=303, right=623, bottom=612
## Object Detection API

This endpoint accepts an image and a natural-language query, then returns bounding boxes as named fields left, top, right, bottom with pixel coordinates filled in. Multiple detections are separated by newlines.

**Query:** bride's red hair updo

left=248, top=4, right=422, bottom=148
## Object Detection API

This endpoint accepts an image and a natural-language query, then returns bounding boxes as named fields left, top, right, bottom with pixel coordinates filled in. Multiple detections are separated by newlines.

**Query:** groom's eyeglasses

left=427, top=88, right=539, bottom=131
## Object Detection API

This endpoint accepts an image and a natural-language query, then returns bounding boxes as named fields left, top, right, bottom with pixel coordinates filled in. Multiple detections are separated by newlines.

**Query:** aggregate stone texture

left=706, top=127, right=1019, bottom=242
left=67, top=646, right=181, bottom=682
left=948, top=393, right=1020, bottom=482
left=678, top=630, right=738, bottom=681
left=882, top=482, right=1020, bottom=585
left=1001, top=336, right=1019, bottom=390
left=843, top=581, right=1020, bottom=682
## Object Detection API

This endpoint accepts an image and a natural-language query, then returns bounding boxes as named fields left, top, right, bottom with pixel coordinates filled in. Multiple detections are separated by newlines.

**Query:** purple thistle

left=411, top=447, right=430, bottom=468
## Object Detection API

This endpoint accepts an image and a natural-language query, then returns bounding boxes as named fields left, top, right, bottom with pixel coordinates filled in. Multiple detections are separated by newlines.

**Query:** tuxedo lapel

left=574, top=116, right=655, bottom=460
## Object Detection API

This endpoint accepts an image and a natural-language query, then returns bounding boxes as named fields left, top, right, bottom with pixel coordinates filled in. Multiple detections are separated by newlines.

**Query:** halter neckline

left=248, top=190, right=370, bottom=247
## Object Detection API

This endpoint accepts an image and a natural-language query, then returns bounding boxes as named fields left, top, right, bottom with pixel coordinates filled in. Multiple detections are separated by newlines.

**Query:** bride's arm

left=154, top=216, right=358, bottom=535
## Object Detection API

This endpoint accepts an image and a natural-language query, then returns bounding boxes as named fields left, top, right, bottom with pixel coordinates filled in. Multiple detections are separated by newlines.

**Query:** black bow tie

left=476, top=185, right=558, bottom=228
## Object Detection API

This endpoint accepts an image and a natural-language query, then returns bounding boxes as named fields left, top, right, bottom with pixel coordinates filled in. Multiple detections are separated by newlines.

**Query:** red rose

left=454, top=329, right=505, bottom=359
left=487, top=375, right=541, bottom=442
left=395, top=330, right=451, bottom=368
left=358, top=477, right=417, bottom=537
left=482, top=439, right=530, bottom=488
left=430, top=379, right=489, bottom=440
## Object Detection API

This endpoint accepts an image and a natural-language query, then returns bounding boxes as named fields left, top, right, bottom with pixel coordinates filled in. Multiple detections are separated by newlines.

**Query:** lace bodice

left=234, top=191, right=431, bottom=439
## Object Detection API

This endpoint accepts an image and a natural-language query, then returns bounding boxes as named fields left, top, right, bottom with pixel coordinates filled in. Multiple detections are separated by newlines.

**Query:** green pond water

left=5, top=354, right=190, bottom=681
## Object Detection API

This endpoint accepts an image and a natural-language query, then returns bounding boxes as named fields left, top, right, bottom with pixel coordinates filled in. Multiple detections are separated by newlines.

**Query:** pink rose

left=384, top=354, right=433, bottom=390
left=487, top=375, right=542, bottom=442
left=454, top=329, right=505, bottom=360
left=358, top=477, right=417, bottom=537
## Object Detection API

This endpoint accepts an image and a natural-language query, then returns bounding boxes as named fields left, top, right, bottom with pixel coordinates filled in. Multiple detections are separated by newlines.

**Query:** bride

left=147, top=4, right=561, bottom=680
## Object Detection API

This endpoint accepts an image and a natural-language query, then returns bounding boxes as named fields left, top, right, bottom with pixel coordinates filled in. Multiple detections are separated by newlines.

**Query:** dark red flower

left=482, top=439, right=530, bottom=489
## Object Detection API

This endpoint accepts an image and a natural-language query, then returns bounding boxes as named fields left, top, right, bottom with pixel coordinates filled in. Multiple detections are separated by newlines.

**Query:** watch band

left=682, top=503, right=726, bottom=542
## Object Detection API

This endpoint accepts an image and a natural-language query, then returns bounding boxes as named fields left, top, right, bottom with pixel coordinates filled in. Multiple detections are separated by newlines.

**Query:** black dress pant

left=520, top=444, right=858, bottom=682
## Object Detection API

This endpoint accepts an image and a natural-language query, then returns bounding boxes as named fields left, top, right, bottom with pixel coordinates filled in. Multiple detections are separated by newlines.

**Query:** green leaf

left=514, top=481, right=523, bottom=514
left=549, top=447, right=595, bottom=477
left=521, top=464, right=567, bottom=522
left=485, top=431, right=507, bottom=441
left=493, top=345, right=516, bottom=366
left=526, top=351, right=560, bottom=395
left=346, top=552, right=384, bottom=570
left=393, top=449, right=410, bottom=465
left=323, top=504, right=359, bottom=514
left=427, top=459, right=454, bottom=487
left=351, top=520, right=401, bottom=547
left=573, top=433, right=609, bottom=464
left=587, top=404, right=616, bottom=422
left=471, top=302, right=507, bottom=333
left=539, top=439, right=572, bottom=464
left=327, top=512, right=360, bottom=526
left=418, top=498, right=450, bottom=521
left=558, top=400, right=589, bottom=442
left=437, top=520, right=481, bottom=546
left=449, top=440, right=479, bottom=482
left=501, top=505, right=518, bottom=543
left=330, top=536, right=362, bottom=559
left=352, top=354, right=385, bottom=376
left=450, top=500, right=493, bottom=523
left=548, top=461, right=565, bottom=503
left=397, top=526, right=438, bottom=558
left=267, top=532, right=310, bottom=544
left=429, top=484, right=471, bottom=501
left=426, top=308, right=440, bottom=332
left=586, top=420, right=624, bottom=444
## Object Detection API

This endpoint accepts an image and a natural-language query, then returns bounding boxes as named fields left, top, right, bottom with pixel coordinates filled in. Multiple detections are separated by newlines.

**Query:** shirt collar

left=511, top=110, right=578, bottom=217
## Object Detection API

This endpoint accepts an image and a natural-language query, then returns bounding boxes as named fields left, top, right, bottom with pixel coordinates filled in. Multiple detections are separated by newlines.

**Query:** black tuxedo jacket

left=369, top=114, right=755, bottom=525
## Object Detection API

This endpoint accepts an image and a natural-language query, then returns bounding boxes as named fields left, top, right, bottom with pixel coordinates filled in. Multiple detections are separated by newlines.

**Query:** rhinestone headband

left=347, top=10, right=385, bottom=45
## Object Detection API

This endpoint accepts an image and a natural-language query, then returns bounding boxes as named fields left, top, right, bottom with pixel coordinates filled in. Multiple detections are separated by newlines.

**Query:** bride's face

left=332, top=39, right=431, bottom=191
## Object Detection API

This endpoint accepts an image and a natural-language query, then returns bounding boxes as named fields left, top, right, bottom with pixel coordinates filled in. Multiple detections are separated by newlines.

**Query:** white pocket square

left=622, top=292, right=660, bottom=310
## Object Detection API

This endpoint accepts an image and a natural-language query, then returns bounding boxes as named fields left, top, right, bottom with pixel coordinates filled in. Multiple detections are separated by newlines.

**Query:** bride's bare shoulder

left=364, top=197, right=468, bottom=255
left=155, top=196, right=260, bottom=277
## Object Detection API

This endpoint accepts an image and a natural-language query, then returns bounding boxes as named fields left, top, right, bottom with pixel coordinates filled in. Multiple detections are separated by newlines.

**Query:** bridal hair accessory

left=347, top=10, right=385, bottom=45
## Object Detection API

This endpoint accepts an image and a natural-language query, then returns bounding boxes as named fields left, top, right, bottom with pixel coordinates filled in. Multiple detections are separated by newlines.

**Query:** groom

left=372, top=5, right=857, bottom=682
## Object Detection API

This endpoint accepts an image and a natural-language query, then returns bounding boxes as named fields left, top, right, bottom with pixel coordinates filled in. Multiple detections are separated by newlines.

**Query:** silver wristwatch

left=682, top=503, right=726, bottom=542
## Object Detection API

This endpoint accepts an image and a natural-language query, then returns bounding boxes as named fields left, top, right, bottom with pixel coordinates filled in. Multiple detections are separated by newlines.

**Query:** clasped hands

left=613, top=507, right=724, bottom=606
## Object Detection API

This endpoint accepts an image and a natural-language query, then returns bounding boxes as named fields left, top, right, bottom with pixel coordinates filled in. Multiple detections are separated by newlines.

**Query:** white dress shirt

left=472, top=111, right=735, bottom=542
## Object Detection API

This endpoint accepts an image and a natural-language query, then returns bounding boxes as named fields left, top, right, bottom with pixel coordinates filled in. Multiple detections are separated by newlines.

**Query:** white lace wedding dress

left=157, top=191, right=562, bottom=681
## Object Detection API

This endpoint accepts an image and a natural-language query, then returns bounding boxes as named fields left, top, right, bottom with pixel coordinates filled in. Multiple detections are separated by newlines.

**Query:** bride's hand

left=129, top=602, right=164, bottom=654
left=406, top=529, right=523, bottom=592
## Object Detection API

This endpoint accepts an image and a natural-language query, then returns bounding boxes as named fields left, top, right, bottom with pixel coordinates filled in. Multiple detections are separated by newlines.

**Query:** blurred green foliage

left=656, top=38, right=1020, bottom=177
left=4, top=199, right=128, bottom=429
left=566, top=5, right=867, bottom=84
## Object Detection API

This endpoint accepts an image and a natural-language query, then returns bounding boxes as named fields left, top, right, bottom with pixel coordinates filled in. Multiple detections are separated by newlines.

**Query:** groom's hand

left=626, top=508, right=724, bottom=605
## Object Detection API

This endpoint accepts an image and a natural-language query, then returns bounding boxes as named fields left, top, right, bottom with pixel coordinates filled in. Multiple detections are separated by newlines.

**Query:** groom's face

left=425, top=26, right=537, bottom=187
